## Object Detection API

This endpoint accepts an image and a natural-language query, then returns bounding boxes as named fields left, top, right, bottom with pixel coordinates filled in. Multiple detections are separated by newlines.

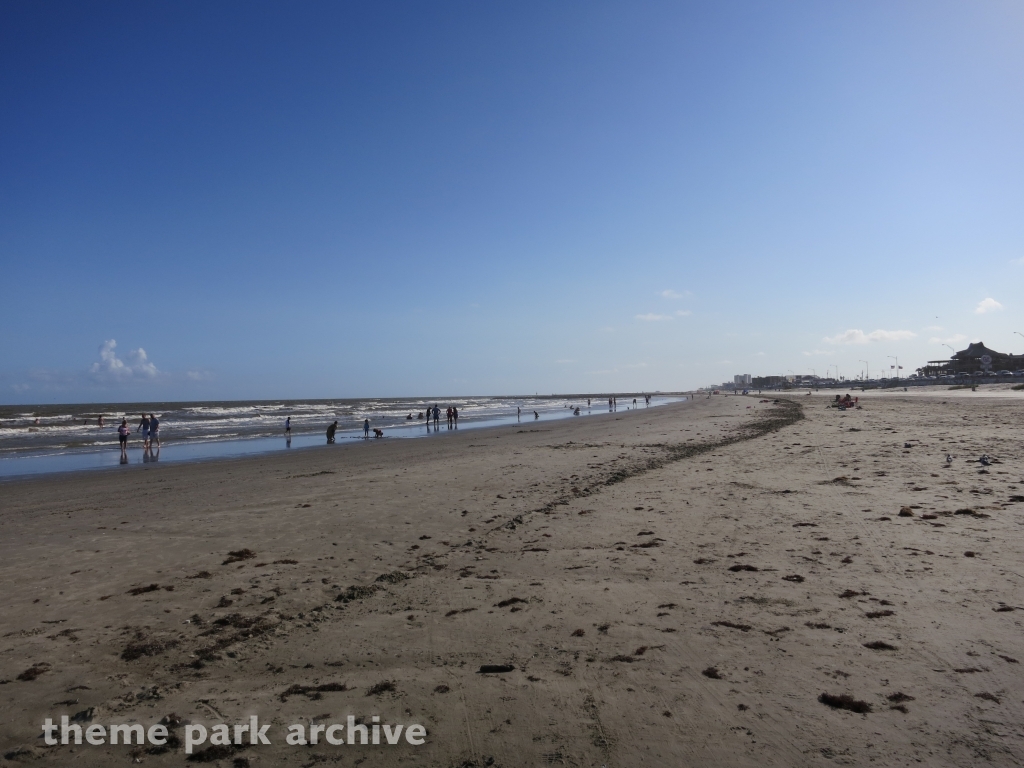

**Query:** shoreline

left=0, top=395, right=687, bottom=481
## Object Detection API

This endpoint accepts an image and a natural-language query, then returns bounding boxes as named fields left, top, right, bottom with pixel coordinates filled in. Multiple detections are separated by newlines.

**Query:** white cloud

left=802, top=349, right=835, bottom=356
left=823, top=329, right=917, bottom=345
left=675, top=309, right=692, bottom=317
left=755, top=352, right=765, bottom=356
left=635, top=313, right=673, bottom=321
left=929, top=334, right=967, bottom=346
left=1011, top=257, right=1024, bottom=266
left=924, top=325, right=943, bottom=332
left=975, top=297, right=1003, bottom=314
left=661, top=289, right=692, bottom=299
left=89, top=339, right=159, bottom=378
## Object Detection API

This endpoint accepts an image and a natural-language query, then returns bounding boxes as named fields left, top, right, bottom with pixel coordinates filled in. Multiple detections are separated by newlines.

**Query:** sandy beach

left=2, top=392, right=1024, bottom=767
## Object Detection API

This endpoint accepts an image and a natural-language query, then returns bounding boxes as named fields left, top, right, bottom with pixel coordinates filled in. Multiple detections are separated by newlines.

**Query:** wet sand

left=2, top=392, right=1023, bottom=766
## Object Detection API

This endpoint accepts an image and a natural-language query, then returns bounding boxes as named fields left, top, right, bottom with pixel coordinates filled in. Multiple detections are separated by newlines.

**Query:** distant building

left=921, top=341, right=1022, bottom=376
left=734, top=374, right=751, bottom=387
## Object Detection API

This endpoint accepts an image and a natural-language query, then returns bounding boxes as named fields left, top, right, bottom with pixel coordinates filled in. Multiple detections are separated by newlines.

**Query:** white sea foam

left=0, top=395, right=680, bottom=462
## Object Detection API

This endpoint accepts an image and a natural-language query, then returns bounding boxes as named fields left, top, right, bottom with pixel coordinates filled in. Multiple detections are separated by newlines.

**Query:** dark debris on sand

left=711, top=620, right=752, bottom=632
left=122, top=637, right=178, bottom=662
left=366, top=680, right=396, bottom=695
left=495, top=597, right=529, bottom=608
left=702, top=667, right=722, bottom=679
left=15, top=664, right=49, bottom=681
left=818, top=692, right=871, bottom=714
left=375, top=571, right=411, bottom=584
left=279, top=682, right=347, bottom=701
left=222, top=549, right=257, bottom=565
left=126, top=584, right=163, bottom=596
left=863, top=641, right=898, bottom=651
left=187, top=744, right=244, bottom=762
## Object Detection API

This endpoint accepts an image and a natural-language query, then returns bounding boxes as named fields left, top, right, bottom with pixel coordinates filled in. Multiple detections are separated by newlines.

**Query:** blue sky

left=2, top=1, right=1023, bottom=403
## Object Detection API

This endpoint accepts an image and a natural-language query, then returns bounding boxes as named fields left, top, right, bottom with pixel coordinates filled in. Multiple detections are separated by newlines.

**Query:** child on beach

left=327, top=421, right=338, bottom=443
left=363, top=419, right=370, bottom=438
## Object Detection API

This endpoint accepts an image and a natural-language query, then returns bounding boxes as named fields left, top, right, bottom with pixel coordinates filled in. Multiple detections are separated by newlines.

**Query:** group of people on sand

left=115, top=413, right=160, bottom=459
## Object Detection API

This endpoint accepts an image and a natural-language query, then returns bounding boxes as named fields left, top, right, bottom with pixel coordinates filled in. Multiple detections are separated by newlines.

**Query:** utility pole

left=859, top=360, right=869, bottom=380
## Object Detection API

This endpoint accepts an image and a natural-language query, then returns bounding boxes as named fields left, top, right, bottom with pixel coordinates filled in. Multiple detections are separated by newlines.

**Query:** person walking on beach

left=517, top=406, right=521, bottom=421
left=326, top=421, right=338, bottom=443
left=534, top=410, right=539, bottom=419
left=446, top=406, right=453, bottom=429
left=452, top=406, right=459, bottom=428
left=432, top=405, right=440, bottom=428
left=149, top=413, right=160, bottom=448
left=137, top=414, right=151, bottom=450
left=285, top=416, right=291, bottom=436
left=363, top=419, right=370, bottom=438
left=117, top=418, right=129, bottom=459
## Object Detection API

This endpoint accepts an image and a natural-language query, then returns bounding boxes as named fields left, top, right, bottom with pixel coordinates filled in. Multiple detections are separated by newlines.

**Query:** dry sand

left=2, top=392, right=1024, bottom=766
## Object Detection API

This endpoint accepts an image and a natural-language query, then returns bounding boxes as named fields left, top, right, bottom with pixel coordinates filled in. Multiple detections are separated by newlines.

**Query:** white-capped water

left=0, top=394, right=683, bottom=479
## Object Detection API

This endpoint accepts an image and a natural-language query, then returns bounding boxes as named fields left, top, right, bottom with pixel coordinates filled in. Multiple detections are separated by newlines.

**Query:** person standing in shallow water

left=363, top=419, right=370, bottom=438
left=117, top=419, right=129, bottom=459
left=149, top=413, right=160, bottom=448
left=326, top=421, right=338, bottom=444
left=432, top=405, right=440, bottom=428
left=137, top=414, right=151, bottom=450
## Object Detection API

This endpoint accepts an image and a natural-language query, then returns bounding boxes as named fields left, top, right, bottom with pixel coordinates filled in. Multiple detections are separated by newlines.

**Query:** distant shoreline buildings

left=709, top=341, right=1023, bottom=391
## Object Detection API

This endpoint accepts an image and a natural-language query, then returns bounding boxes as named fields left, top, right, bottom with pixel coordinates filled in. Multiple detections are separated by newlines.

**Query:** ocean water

left=0, top=394, right=683, bottom=479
